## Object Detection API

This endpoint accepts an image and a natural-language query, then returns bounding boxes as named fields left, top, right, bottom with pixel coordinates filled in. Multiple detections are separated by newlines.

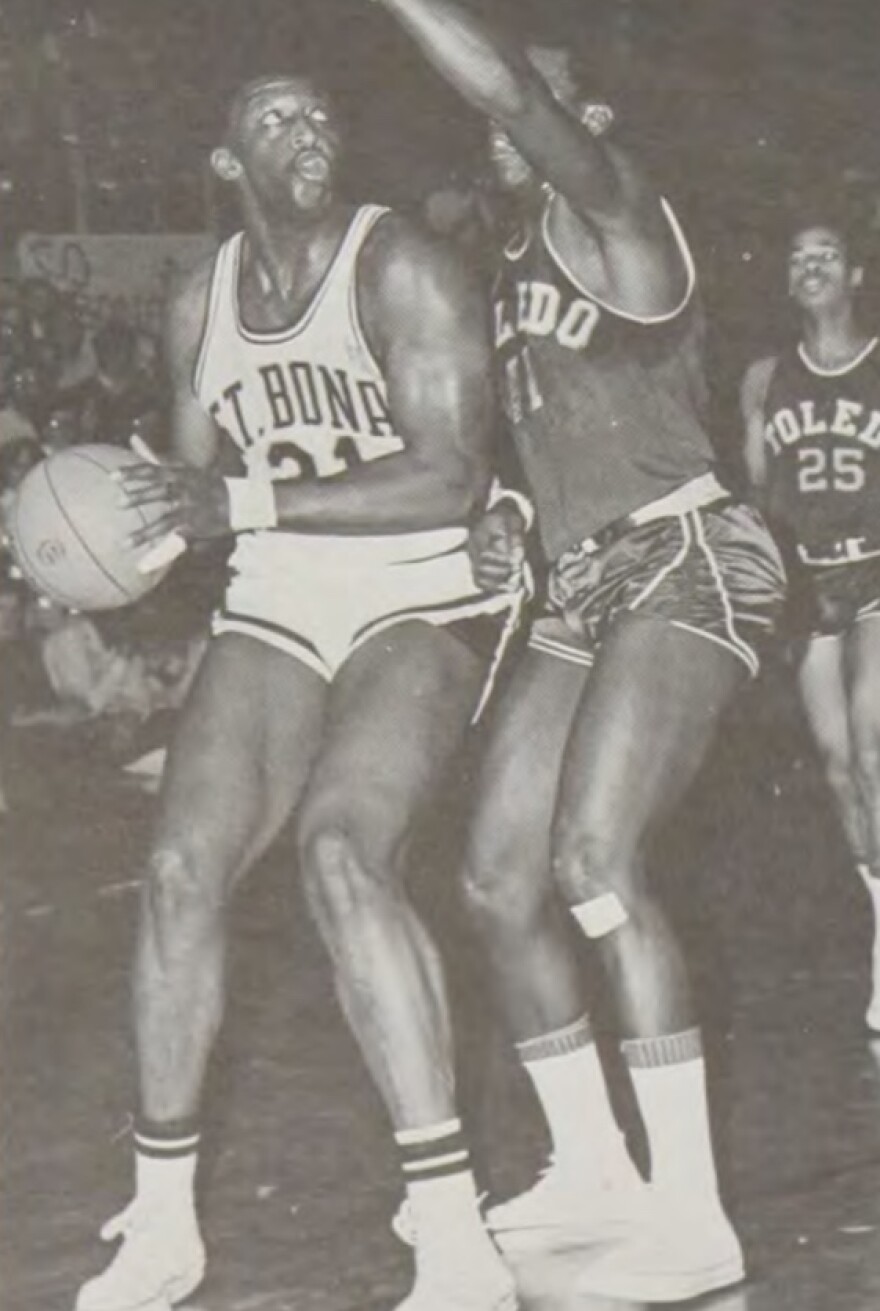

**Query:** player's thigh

left=464, top=644, right=590, bottom=905
left=154, top=634, right=327, bottom=883
left=849, top=618, right=880, bottom=764
left=797, top=633, right=851, bottom=765
left=298, top=621, right=486, bottom=870
left=552, top=615, right=745, bottom=894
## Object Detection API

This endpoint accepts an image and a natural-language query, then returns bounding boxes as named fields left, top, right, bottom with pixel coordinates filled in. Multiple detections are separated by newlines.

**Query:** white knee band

left=571, top=892, right=629, bottom=939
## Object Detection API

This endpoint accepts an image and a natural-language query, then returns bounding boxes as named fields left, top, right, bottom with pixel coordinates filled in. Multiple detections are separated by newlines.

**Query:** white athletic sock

left=623, top=1029, right=723, bottom=1211
left=516, top=1015, right=635, bottom=1186
left=396, top=1119, right=487, bottom=1250
left=133, top=1121, right=200, bottom=1214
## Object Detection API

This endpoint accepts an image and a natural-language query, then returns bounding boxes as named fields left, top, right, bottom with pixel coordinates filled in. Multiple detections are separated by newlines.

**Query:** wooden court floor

left=3, top=685, right=880, bottom=1311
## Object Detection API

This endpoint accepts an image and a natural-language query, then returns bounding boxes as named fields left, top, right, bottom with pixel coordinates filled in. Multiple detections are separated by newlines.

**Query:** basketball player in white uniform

left=75, top=72, right=521, bottom=1311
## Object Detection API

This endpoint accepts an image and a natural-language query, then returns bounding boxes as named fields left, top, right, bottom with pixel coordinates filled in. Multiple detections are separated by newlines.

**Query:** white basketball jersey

left=195, top=205, right=404, bottom=486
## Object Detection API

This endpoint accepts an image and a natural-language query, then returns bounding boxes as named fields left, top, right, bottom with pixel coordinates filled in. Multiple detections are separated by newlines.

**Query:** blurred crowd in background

left=0, top=274, right=212, bottom=812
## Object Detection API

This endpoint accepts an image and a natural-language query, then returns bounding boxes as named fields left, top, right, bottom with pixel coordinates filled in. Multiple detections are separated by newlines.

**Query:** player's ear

left=211, top=147, right=243, bottom=183
left=851, top=265, right=865, bottom=289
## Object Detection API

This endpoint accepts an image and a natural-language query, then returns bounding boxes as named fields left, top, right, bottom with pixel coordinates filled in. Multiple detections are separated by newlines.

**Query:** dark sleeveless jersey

left=762, top=339, right=880, bottom=553
left=492, top=197, right=715, bottom=561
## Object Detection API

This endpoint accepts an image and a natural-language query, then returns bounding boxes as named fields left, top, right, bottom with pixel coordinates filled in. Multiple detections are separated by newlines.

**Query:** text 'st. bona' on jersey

left=194, top=204, right=404, bottom=506
left=493, top=197, right=716, bottom=562
left=762, top=338, right=880, bottom=554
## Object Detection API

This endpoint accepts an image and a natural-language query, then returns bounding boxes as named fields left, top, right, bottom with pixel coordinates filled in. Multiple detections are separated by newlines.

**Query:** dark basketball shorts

left=789, top=555, right=880, bottom=639
left=528, top=502, right=787, bottom=677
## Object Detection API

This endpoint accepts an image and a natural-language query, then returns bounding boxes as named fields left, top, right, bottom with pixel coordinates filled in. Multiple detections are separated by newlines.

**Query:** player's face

left=788, top=227, right=859, bottom=310
left=223, top=77, right=342, bottom=215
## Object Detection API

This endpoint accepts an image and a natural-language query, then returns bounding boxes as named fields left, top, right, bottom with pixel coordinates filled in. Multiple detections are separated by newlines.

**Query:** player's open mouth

left=294, top=149, right=331, bottom=182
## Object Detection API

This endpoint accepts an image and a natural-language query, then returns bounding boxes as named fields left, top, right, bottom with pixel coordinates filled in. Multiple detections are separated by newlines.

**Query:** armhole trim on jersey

left=541, top=196, right=696, bottom=325
left=231, top=208, right=387, bottom=346
left=503, top=226, right=531, bottom=261
left=797, top=337, right=880, bottom=377
left=349, top=205, right=394, bottom=376
left=748, top=355, right=779, bottom=422
left=192, top=237, right=234, bottom=398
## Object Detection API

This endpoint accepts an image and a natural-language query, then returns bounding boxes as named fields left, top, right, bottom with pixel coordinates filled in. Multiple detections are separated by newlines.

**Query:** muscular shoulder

left=740, top=355, right=778, bottom=420
left=358, top=212, right=485, bottom=350
left=165, top=251, right=216, bottom=357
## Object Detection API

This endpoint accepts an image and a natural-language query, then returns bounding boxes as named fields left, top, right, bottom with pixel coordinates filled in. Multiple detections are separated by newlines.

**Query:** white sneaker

left=394, top=1250, right=518, bottom=1311
left=574, top=1198, right=744, bottom=1303
left=484, top=1159, right=641, bottom=1252
left=75, top=1201, right=206, bottom=1311
left=391, top=1193, right=489, bottom=1247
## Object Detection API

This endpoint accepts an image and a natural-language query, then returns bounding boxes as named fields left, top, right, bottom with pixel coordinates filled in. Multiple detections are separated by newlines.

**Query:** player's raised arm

left=374, top=0, right=622, bottom=218
left=267, top=216, right=494, bottom=533
left=373, top=0, right=682, bottom=314
left=740, top=356, right=776, bottom=493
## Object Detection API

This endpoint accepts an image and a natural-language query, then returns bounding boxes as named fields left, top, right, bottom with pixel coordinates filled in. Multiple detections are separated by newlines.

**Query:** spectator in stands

left=19, top=276, right=60, bottom=353
left=65, top=318, right=162, bottom=448
left=0, top=435, right=42, bottom=522
left=54, top=294, right=97, bottom=391
left=0, top=290, right=26, bottom=354
left=43, top=397, right=85, bottom=453
left=0, top=349, right=41, bottom=451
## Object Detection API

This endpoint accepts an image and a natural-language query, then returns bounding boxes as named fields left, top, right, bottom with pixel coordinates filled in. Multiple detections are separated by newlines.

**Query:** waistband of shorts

left=797, top=537, right=880, bottom=567
left=572, top=473, right=731, bottom=557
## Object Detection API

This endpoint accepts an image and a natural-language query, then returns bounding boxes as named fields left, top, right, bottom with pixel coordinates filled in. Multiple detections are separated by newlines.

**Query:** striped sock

left=395, top=1119, right=484, bottom=1239
left=133, top=1116, right=200, bottom=1211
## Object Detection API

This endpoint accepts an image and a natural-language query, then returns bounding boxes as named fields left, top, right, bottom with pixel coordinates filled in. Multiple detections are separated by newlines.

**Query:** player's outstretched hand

left=468, top=501, right=527, bottom=593
left=116, top=460, right=231, bottom=546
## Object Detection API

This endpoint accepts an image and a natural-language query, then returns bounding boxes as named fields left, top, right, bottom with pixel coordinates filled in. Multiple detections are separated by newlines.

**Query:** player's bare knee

left=551, top=822, right=637, bottom=939
left=299, top=816, right=401, bottom=931
left=143, top=843, right=226, bottom=921
left=462, top=843, right=545, bottom=937
left=819, top=748, right=856, bottom=805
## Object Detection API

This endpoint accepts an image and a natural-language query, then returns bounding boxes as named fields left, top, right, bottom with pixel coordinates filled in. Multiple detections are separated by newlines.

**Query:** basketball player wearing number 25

left=742, top=209, right=880, bottom=1034
left=76, top=72, right=522, bottom=1311
left=376, top=0, right=787, bottom=1302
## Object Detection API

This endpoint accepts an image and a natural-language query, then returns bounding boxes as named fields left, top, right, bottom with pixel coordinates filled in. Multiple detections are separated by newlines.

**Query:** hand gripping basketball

left=126, top=436, right=187, bottom=575
left=115, top=438, right=231, bottom=561
left=7, top=442, right=182, bottom=612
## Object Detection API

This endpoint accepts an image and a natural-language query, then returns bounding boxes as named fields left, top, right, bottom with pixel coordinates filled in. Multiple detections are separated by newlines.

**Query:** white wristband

left=224, top=477, right=278, bottom=532
left=487, top=479, right=535, bottom=532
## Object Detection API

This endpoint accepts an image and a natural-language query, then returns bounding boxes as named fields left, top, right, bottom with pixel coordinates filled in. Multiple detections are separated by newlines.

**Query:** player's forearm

left=376, top=0, right=535, bottom=125
left=271, top=452, right=490, bottom=534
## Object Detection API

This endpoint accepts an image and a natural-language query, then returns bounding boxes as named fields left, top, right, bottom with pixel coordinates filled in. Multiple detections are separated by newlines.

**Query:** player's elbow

left=431, top=454, right=490, bottom=525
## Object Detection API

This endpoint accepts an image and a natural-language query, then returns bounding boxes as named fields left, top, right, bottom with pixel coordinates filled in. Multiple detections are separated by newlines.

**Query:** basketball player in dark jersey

left=75, top=71, right=522, bottom=1311
left=375, top=1, right=786, bottom=1301
left=742, top=210, right=880, bottom=1033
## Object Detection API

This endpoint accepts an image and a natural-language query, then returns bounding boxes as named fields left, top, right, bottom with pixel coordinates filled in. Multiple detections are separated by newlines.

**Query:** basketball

left=6, top=444, right=176, bottom=612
